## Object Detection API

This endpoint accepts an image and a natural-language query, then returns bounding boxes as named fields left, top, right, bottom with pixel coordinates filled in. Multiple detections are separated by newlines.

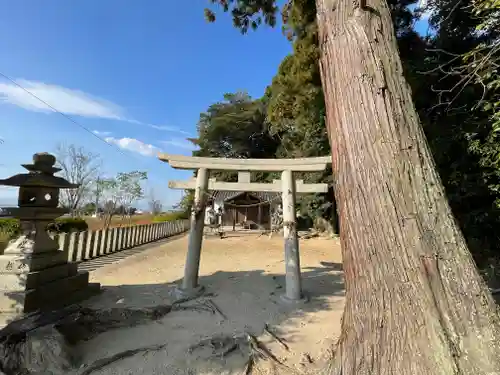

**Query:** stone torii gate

left=159, top=153, right=331, bottom=303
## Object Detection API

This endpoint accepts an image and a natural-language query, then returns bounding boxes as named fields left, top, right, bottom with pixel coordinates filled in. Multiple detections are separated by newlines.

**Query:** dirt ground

left=76, top=232, right=345, bottom=375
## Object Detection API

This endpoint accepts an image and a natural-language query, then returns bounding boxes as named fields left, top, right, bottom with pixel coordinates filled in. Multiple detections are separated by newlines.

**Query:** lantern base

left=0, top=250, right=70, bottom=273
left=0, top=271, right=100, bottom=312
left=0, top=261, right=101, bottom=327
left=0, top=283, right=101, bottom=328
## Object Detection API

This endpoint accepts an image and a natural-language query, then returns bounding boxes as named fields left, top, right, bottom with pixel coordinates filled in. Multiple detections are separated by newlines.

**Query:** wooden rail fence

left=55, top=220, right=190, bottom=263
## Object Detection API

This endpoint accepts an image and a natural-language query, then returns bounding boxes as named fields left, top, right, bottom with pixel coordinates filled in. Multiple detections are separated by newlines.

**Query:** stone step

left=0, top=251, right=69, bottom=273
left=0, top=272, right=92, bottom=313
left=0, top=263, right=78, bottom=290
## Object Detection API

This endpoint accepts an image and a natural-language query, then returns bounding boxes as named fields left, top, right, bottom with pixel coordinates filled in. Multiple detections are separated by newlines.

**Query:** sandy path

left=76, top=233, right=345, bottom=375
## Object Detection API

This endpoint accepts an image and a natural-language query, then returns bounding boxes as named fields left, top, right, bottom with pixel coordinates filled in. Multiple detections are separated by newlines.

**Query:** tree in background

left=264, top=0, right=335, bottom=227
left=399, top=0, right=500, bottom=270
left=54, top=143, right=102, bottom=215
left=99, top=171, right=147, bottom=229
left=265, top=0, right=328, bottom=159
left=116, top=171, right=147, bottom=218
left=190, top=91, right=280, bottom=182
left=148, top=188, right=163, bottom=215
left=80, top=202, right=98, bottom=216
left=99, top=178, right=119, bottom=229
left=174, top=190, right=194, bottom=217
left=192, top=92, right=279, bottom=159
left=466, top=0, right=499, bottom=129
left=88, top=176, right=107, bottom=217
left=204, top=0, right=500, bottom=373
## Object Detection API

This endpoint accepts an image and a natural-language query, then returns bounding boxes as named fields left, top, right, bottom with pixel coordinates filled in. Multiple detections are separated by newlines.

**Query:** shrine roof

left=209, top=190, right=280, bottom=203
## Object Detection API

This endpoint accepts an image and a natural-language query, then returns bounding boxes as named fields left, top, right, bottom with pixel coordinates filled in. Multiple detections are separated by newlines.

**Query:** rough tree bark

left=316, top=0, right=500, bottom=373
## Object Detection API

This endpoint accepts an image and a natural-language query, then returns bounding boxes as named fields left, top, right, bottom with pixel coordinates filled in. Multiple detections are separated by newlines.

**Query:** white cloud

left=93, top=130, right=112, bottom=136
left=148, top=124, right=191, bottom=135
left=126, top=119, right=191, bottom=135
left=0, top=79, right=191, bottom=135
left=105, top=136, right=160, bottom=157
left=0, top=79, right=123, bottom=119
left=161, top=138, right=198, bottom=151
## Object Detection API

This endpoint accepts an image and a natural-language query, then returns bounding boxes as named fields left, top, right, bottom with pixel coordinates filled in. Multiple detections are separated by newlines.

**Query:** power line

left=0, top=72, right=131, bottom=158
left=0, top=72, right=174, bottom=187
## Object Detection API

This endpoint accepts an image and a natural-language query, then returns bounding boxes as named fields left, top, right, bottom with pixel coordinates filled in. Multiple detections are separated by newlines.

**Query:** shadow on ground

left=87, top=262, right=344, bottom=319
left=77, top=233, right=187, bottom=273
left=68, top=261, right=345, bottom=374
left=77, top=247, right=155, bottom=272
left=0, top=231, right=345, bottom=375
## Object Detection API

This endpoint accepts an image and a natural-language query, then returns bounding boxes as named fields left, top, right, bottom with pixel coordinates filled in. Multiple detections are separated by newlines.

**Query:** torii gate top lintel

left=158, top=153, right=332, bottom=172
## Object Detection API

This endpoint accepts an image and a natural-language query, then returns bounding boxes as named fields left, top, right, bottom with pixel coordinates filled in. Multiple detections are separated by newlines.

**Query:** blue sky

left=0, top=0, right=292, bottom=208
left=0, top=1, right=429, bottom=209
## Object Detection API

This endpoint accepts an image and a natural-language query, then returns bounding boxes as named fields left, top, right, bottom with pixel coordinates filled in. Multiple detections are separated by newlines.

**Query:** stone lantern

left=1, top=153, right=78, bottom=254
left=0, top=153, right=100, bottom=325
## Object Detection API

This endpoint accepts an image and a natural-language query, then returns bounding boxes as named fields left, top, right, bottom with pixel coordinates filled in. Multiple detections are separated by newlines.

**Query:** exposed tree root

left=246, top=333, right=284, bottom=365
left=320, top=347, right=341, bottom=375
left=0, top=299, right=308, bottom=375
left=186, top=330, right=300, bottom=375
left=72, top=299, right=229, bottom=374
left=172, top=303, right=215, bottom=314
left=78, top=343, right=168, bottom=375
left=244, top=332, right=302, bottom=375
left=172, top=298, right=227, bottom=320
left=56, top=305, right=172, bottom=344
left=264, top=324, right=289, bottom=351
left=242, top=355, right=255, bottom=375
left=205, top=299, right=227, bottom=320
left=0, top=296, right=220, bottom=375
left=188, top=334, right=244, bottom=360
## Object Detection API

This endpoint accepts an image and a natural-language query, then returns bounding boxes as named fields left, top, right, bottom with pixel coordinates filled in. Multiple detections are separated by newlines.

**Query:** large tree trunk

left=315, top=0, right=500, bottom=373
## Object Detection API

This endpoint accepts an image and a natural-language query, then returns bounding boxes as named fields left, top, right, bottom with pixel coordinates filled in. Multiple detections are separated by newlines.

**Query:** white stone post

left=180, top=167, right=209, bottom=295
left=281, top=169, right=305, bottom=303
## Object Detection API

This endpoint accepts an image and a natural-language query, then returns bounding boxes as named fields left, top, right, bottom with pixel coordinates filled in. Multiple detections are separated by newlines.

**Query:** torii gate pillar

left=281, top=169, right=305, bottom=302
left=180, top=168, right=209, bottom=295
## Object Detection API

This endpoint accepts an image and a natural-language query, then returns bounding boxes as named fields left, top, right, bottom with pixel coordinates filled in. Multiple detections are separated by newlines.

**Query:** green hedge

left=0, top=217, right=88, bottom=235
left=152, top=211, right=189, bottom=223
left=0, top=218, right=20, bottom=238
left=46, top=218, right=89, bottom=233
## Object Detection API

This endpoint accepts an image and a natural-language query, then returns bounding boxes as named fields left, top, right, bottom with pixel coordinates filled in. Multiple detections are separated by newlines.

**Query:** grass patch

left=84, top=214, right=155, bottom=231
left=0, top=231, right=12, bottom=254
left=152, top=211, right=188, bottom=223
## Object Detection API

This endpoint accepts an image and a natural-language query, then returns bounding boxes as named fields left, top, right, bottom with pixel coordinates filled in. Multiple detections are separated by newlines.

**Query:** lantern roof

left=0, top=152, right=79, bottom=189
